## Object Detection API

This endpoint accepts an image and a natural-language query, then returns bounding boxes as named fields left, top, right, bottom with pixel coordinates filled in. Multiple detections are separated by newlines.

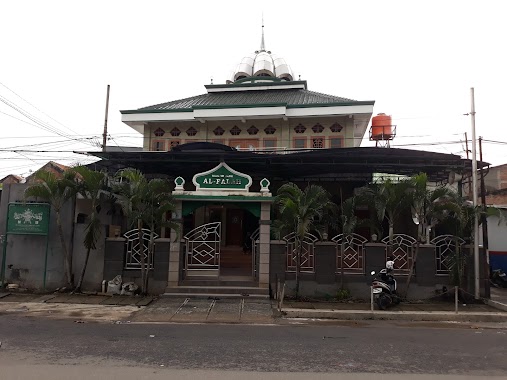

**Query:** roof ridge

left=304, top=89, right=356, bottom=102
left=138, top=93, right=208, bottom=110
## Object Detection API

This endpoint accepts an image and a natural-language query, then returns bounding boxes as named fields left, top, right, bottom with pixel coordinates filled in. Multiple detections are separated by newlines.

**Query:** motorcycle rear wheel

left=377, top=294, right=390, bottom=310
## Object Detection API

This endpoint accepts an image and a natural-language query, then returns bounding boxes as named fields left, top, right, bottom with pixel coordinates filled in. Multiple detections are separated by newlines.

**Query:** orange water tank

left=371, top=113, right=393, bottom=140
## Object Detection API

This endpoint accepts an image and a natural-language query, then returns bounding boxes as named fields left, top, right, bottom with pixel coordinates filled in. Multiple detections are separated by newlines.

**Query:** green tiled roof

left=127, top=89, right=373, bottom=113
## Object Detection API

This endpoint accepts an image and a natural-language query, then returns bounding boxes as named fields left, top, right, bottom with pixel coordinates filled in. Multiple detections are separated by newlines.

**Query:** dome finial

left=260, top=14, right=266, bottom=52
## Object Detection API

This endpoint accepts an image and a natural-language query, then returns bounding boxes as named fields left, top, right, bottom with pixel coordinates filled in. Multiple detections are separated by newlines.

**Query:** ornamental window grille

left=169, top=140, right=180, bottom=149
left=264, top=125, right=276, bottom=135
left=381, top=234, right=417, bottom=274
left=312, top=123, right=324, bottom=133
left=154, top=128, right=165, bottom=137
left=332, top=233, right=368, bottom=274
left=283, top=232, right=319, bottom=273
left=312, top=137, right=324, bottom=149
left=124, top=228, right=159, bottom=269
left=247, top=126, right=259, bottom=135
left=294, top=124, right=306, bottom=134
left=330, top=123, right=343, bottom=132
left=430, top=235, right=465, bottom=275
left=213, top=126, right=225, bottom=136
left=230, top=126, right=241, bottom=135
left=170, top=127, right=181, bottom=136
left=186, top=127, right=197, bottom=136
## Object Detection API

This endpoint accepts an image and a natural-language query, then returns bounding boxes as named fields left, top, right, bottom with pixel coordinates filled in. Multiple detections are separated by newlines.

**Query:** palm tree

left=71, top=166, right=110, bottom=293
left=274, top=183, right=335, bottom=298
left=24, top=169, right=76, bottom=288
left=337, top=195, right=358, bottom=289
left=405, top=173, right=460, bottom=294
left=113, top=168, right=178, bottom=294
left=358, top=176, right=414, bottom=247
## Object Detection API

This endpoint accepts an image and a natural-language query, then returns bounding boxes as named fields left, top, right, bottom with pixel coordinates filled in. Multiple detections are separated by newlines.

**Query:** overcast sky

left=1, top=0, right=506, bottom=179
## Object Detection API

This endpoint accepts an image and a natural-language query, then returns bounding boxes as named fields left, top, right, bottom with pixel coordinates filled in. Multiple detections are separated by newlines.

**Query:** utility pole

left=465, top=132, right=471, bottom=196
left=102, top=84, right=111, bottom=152
left=479, top=136, right=490, bottom=298
left=470, top=87, right=480, bottom=300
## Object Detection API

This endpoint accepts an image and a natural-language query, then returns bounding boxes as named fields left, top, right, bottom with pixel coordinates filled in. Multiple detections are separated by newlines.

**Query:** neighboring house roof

left=124, top=88, right=373, bottom=113
left=25, top=161, right=71, bottom=182
left=0, top=174, right=24, bottom=184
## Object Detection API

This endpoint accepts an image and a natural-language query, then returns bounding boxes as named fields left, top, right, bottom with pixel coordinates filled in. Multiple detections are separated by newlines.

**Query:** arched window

left=154, top=128, right=165, bottom=137
left=230, top=126, right=241, bottom=136
left=213, top=126, right=225, bottom=136
left=170, top=128, right=181, bottom=137
left=311, top=123, right=324, bottom=133
left=186, top=127, right=197, bottom=136
left=294, top=124, right=306, bottom=134
left=330, top=123, right=343, bottom=133
left=247, top=126, right=259, bottom=135
left=264, top=125, right=276, bottom=135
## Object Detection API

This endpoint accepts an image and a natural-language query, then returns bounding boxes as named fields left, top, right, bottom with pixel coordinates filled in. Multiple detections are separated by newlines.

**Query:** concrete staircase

left=164, top=277, right=269, bottom=298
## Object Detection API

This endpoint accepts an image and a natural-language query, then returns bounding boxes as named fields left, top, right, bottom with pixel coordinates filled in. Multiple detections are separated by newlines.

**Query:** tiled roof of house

left=134, top=89, right=371, bottom=112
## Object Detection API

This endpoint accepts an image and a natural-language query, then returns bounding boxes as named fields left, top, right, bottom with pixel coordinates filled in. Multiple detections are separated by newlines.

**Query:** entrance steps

left=164, top=278, right=269, bottom=299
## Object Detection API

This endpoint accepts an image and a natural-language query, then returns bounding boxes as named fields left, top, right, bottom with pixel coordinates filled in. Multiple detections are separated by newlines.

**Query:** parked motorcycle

left=491, top=269, right=507, bottom=288
left=370, top=260, right=401, bottom=310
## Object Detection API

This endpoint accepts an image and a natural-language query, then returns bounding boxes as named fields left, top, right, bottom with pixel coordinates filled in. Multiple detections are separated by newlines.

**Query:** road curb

left=486, top=299, right=507, bottom=312
left=281, top=308, right=507, bottom=322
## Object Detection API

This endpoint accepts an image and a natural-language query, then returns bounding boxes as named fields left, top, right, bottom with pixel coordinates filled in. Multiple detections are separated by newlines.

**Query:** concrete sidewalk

left=280, top=299, right=507, bottom=322
left=3, top=290, right=507, bottom=324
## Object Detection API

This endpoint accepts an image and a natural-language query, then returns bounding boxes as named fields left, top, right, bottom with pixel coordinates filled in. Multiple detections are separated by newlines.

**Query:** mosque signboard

left=6, top=203, right=50, bottom=235
left=192, top=162, right=252, bottom=191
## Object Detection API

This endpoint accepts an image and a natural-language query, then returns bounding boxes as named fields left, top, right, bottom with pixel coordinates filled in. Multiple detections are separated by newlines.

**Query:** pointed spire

left=260, top=14, right=266, bottom=52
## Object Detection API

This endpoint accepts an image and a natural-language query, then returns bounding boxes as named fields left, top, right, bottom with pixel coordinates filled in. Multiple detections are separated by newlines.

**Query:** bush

left=336, top=288, right=351, bottom=300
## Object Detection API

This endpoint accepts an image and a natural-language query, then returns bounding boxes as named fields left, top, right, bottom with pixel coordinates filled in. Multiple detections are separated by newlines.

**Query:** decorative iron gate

left=251, top=227, right=260, bottom=278
left=124, top=228, right=158, bottom=269
left=332, top=233, right=368, bottom=274
left=382, top=234, right=417, bottom=274
left=431, top=235, right=465, bottom=275
left=284, top=232, right=318, bottom=273
left=184, top=222, right=221, bottom=276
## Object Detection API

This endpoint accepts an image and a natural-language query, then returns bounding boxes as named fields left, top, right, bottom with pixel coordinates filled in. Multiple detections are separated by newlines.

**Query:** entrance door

left=226, top=209, right=243, bottom=246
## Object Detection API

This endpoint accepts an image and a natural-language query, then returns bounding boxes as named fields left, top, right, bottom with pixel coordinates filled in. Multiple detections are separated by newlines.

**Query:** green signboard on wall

left=193, top=162, right=252, bottom=191
left=7, top=203, right=50, bottom=235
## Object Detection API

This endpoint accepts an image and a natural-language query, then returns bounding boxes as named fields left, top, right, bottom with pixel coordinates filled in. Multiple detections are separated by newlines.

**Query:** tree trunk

left=295, top=238, right=301, bottom=299
left=388, top=223, right=394, bottom=251
left=75, top=247, right=91, bottom=293
left=56, top=211, right=73, bottom=288
left=405, top=239, right=420, bottom=298
left=75, top=207, right=98, bottom=293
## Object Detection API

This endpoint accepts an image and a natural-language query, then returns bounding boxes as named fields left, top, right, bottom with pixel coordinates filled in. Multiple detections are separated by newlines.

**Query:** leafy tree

left=113, top=168, right=178, bottom=294
left=24, top=170, right=76, bottom=288
left=274, top=183, right=335, bottom=298
left=71, top=167, right=110, bottom=293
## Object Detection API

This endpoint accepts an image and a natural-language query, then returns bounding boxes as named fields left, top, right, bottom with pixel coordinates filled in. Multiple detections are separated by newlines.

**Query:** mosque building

left=90, top=28, right=473, bottom=297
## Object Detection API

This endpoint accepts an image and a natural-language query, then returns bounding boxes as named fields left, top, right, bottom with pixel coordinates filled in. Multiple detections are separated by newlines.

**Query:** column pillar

left=258, top=201, right=271, bottom=288
left=167, top=200, right=183, bottom=288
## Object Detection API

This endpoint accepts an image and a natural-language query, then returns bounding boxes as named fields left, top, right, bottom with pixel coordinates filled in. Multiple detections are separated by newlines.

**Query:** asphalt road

left=0, top=315, right=506, bottom=378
